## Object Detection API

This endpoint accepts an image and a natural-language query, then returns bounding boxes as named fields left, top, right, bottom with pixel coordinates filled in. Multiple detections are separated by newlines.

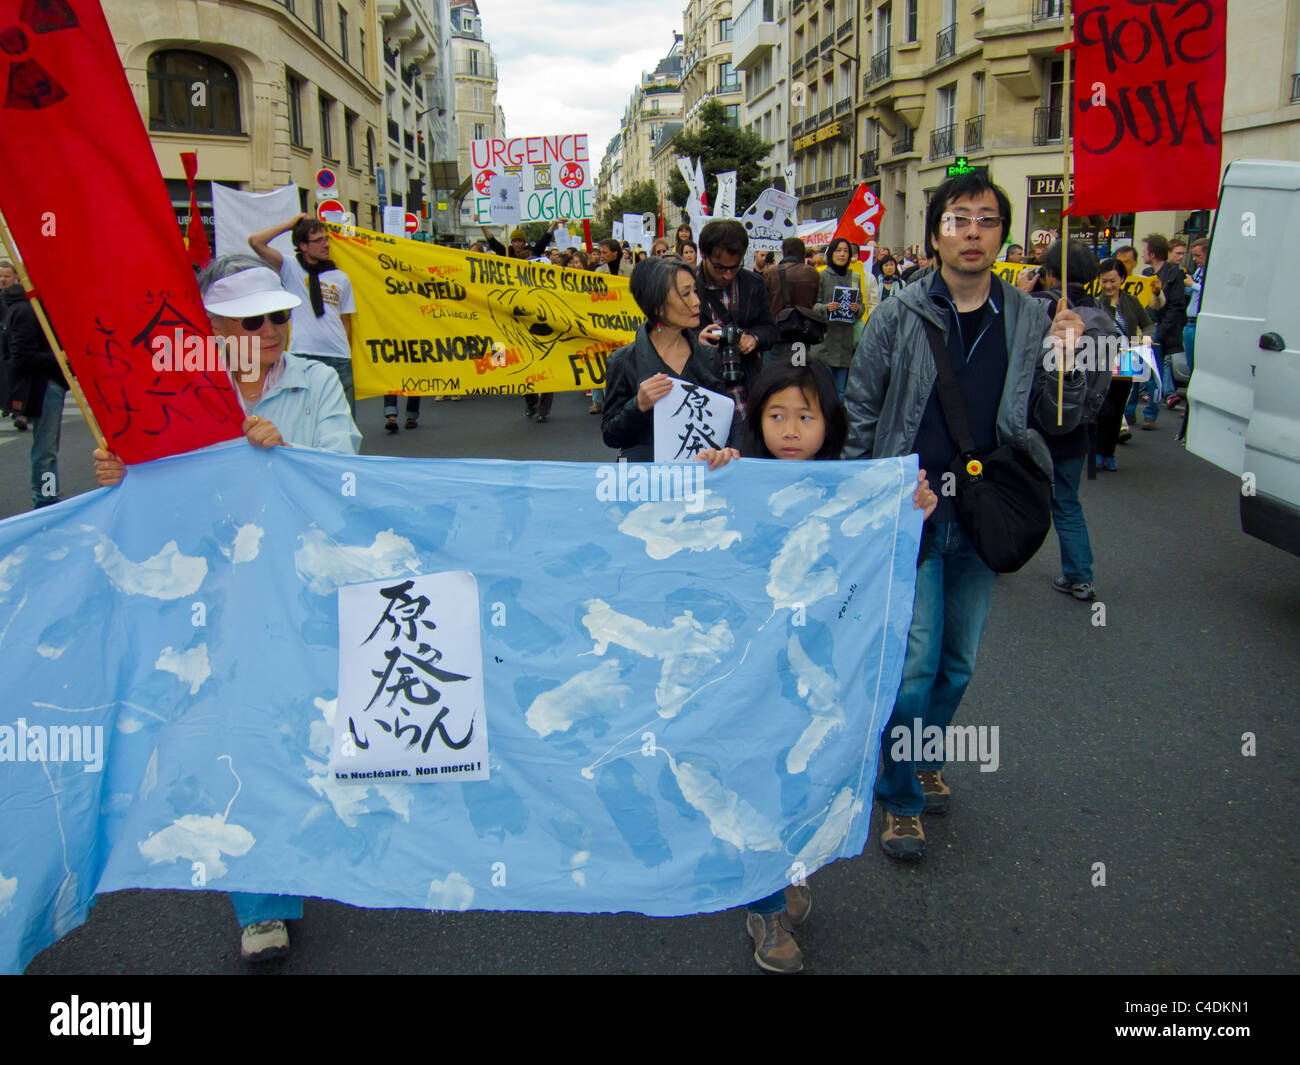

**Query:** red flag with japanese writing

left=181, top=151, right=211, bottom=268
left=0, top=0, right=242, bottom=464
left=833, top=183, right=886, bottom=245
left=1070, top=0, right=1226, bottom=214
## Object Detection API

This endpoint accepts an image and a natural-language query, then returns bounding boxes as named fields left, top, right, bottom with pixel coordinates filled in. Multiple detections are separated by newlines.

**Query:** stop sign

left=404, top=212, right=419, bottom=234
left=316, top=198, right=344, bottom=222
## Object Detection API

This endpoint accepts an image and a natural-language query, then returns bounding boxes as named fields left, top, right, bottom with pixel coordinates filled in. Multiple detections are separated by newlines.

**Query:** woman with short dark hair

left=601, top=257, right=731, bottom=461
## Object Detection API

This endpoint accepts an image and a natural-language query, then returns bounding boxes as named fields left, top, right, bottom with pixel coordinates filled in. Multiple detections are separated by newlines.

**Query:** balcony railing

left=892, top=125, right=915, bottom=154
left=833, top=174, right=851, bottom=190
left=821, top=33, right=834, bottom=54
left=404, top=131, right=414, bottom=152
left=929, top=123, right=956, bottom=160
left=718, top=77, right=741, bottom=93
left=964, top=114, right=984, bottom=151
left=835, top=96, right=852, bottom=115
left=805, top=47, right=820, bottom=68
left=865, top=48, right=891, bottom=87
left=817, top=178, right=832, bottom=192
left=936, top=23, right=956, bottom=62
left=792, top=0, right=804, bottom=11
left=837, top=18, right=853, bottom=40
left=818, top=106, right=833, bottom=125
left=1032, top=0, right=1066, bottom=21
left=1292, top=72, right=1300, bottom=102
left=1032, top=105, right=1063, bottom=145
left=861, top=149, right=879, bottom=178
left=792, top=56, right=805, bottom=76
left=791, top=119, right=805, bottom=137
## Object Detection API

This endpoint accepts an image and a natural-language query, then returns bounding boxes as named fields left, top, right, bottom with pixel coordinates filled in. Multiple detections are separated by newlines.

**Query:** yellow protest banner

left=990, top=259, right=1157, bottom=307
left=325, top=224, right=643, bottom=399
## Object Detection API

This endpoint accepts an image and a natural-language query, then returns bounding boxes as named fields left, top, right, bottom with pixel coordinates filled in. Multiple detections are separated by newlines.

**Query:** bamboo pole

left=0, top=209, right=107, bottom=451
left=1058, top=2, right=1074, bottom=426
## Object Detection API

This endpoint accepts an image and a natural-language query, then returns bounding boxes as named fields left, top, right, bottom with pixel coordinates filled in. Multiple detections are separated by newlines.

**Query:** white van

left=1187, top=158, right=1300, bottom=558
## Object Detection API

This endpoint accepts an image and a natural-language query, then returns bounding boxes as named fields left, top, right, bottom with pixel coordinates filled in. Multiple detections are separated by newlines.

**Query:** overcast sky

left=476, top=1, right=686, bottom=163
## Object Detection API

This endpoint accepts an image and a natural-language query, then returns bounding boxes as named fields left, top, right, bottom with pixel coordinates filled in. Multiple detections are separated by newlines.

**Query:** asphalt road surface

left=4, top=392, right=1297, bottom=974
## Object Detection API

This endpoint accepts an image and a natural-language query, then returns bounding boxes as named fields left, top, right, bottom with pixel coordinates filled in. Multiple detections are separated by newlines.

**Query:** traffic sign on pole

left=404, top=212, right=419, bottom=234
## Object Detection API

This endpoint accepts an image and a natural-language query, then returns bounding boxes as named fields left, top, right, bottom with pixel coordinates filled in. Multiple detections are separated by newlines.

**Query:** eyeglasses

left=706, top=257, right=741, bottom=276
left=941, top=213, right=1004, bottom=232
left=240, top=309, right=291, bottom=330
left=306, top=235, right=331, bottom=245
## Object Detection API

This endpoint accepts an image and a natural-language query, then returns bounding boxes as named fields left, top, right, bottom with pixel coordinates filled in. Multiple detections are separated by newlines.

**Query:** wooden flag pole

left=0, top=209, right=107, bottom=451
left=1057, top=3, right=1075, bottom=426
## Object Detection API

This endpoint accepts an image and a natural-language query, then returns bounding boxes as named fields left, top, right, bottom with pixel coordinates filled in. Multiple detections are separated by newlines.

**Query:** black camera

left=718, top=323, right=744, bottom=384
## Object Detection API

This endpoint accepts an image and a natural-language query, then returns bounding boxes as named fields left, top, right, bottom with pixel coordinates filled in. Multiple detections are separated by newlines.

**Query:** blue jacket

left=253, top=354, right=361, bottom=454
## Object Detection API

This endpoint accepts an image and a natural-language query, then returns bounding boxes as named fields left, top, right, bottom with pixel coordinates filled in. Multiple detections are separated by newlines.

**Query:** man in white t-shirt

left=249, top=213, right=357, bottom=414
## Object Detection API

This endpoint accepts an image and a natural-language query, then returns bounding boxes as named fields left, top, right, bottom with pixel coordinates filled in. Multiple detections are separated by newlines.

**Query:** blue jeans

left=383, top=395, right=421, bottom=419
left=31, top=379, right=66, bottom=508
left=230, top=892, right=303, bottom=928
left=1125, top=344, right=1163, bottom=423
left=299, top=354, right=355, bottom=418
left=1051, top=455, right=1093, bottom=584
left=876, top=522, right=996, bottom=816
left=747, top=888, right=788, bottom=915
left=1182, top=323, right=1196, bottom=375
left=828, top=365, right=849, bottom=397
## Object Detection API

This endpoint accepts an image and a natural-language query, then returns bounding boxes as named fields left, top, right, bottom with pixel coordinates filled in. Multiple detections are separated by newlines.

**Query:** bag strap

left=917, top=309, right=979, bottom=458
left=779, top=263, right=791, bottom=309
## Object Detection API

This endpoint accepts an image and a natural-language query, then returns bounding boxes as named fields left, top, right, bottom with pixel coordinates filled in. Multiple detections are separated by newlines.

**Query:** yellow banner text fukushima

left=326, top=225, right=643, bottom=399
left=990, top=259, right=1157, bottom=307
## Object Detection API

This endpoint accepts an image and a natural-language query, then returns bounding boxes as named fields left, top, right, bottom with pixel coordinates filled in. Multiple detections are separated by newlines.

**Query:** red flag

left=180, top=151, right=211, bottom=268
left=1069, top=0, right=1226, bottom=214
left=658, top=193, right=664, bottom=238
left=833, top=183, right=886, bottom=245
left=582, top=219, right=592, bottom=252
left=0, top=0, right=242, bottom=464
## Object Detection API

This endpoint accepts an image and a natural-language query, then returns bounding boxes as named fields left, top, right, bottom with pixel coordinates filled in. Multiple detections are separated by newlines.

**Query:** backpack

left=775, top=265, right=827, bottom=346
left=1038, top=288, right=1114, bottom=426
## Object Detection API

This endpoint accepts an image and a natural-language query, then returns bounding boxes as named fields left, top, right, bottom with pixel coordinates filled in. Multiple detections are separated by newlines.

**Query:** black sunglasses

left=240, top=309, right=291, bottom=330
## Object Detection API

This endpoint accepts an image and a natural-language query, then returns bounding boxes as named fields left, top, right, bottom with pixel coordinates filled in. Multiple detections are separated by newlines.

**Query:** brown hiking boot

left=917, top=769, right=951, bottom=815
left=784, top=883, right=812, bottom=927
left=880, top=809, right=926, bottom=860
left=746, top=911, right=803, bottom=973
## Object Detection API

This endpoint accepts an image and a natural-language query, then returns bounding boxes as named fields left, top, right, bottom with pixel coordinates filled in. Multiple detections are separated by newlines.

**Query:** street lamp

left=821, top=46, right=860, bottom=202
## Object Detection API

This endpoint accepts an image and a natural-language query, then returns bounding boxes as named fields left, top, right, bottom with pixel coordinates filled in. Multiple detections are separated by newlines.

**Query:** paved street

left=5, top=393, right=1297, bottom=974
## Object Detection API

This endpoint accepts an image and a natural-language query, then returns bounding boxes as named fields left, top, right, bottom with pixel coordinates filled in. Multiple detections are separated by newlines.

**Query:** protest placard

left=829, top=285, right=857, bottom=323
left=470, top=134, right=594, bottom=223
left=382, top=206, right=407, bottom=237
left=653, top=378, right=735, bottom=463
left=487, top=173, right=522, bottom=228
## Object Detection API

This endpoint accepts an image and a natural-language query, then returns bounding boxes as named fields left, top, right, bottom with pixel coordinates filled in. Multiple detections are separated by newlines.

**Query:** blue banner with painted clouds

left=0, top=444, right=920, bottom=973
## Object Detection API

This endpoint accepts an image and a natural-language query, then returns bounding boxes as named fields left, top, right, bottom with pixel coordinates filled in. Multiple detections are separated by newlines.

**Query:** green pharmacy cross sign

left=947, top=157, right=989, bottom=179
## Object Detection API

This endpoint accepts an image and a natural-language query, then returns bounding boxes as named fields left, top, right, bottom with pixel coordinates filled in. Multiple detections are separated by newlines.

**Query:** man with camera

left=692, top=220, right=778, bottom=412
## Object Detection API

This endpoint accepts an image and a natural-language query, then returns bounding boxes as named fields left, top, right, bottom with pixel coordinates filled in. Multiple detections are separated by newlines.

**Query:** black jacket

left=486, top=229, right=555, bottom=259
left=601, top=324, right=731, bottom=461
left=1151, top=261, right=1186, bottom=353
left=691, top=265, right=778, bottom=398
left=2, top=284, right=64, bottom=420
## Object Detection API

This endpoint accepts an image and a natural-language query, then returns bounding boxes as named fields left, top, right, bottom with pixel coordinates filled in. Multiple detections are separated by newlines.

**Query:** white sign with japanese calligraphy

left=487, top=172, right=522, bottom=228
left=653, top=378, right=735, bottom=463
left=332, top=571, right=489, bottom=783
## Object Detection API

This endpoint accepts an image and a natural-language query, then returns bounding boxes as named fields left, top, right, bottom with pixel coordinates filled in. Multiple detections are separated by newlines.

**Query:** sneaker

left=1140, top=417, right=1156, bottom=430
left=384, top=415, right=399, bottom=433
left=784, top=884, right=812, bottom=927
left=1166, top=394, right=1183, bottom=410
left=450, top=396, right=462, bottom=402
left=240, top=919, right=289, bottom=961
left=1052, top=576, right=1096, bottom=601
left=13, top=415, right=28, bottom=431
left=535, top=413, right=549, bottom=423
left=917, top=769, right=951, bottom=815
left=880, top=809, right=925, bottom=860
left=405, top=418, right=418, bottom=429
left=588, top=403, right=602, bottom=414
left=1095, top=455, right=1104, bottom=471
left=433, top=395, right=446, bottom=402
left=745, top=912, right=803, bottom=973
left=1103, top=456, right=1117, bottom=471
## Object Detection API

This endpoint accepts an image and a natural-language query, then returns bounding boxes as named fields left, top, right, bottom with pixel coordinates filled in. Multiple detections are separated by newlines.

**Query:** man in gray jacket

left=843, top=172, right=1089, bottom=860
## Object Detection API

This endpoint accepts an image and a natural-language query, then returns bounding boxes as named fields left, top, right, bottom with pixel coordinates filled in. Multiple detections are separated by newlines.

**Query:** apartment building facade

left=450, top=0, right=506, bottom=238
left=733, top=0, right=791, bottom=190
left=682, top=0, right=743, bottom=133
left=106, top=0, right=384, bottom=242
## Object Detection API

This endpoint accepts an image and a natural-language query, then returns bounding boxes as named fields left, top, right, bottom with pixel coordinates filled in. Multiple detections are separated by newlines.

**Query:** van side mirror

left=1259, top=333, right=1285, bottom=351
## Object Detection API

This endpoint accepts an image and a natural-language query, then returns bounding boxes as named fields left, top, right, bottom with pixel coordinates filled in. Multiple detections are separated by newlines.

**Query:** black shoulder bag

left=776, top=265, right=828, bottom=345
left=919, top=315, right=1053, bottom=574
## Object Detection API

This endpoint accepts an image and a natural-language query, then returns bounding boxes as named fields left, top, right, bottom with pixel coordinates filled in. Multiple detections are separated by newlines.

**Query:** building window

left=473, top=85, right=484, bottom=111
left=719, top=17, right=732, bottom=42
left=359, top=28, right=366, bottom=72
left=904, top=0, right=918, bottom=43
left=468, top=49, right=479, bottom=76
left=314, top=0, right=325, bottom=39
left=339, top=6, right=348, bottom=61
left=287, top=70, right=305, bottom=146
left=366, top=127, right=375, bottom=170
left=720, top=61, right=739, bottom=92
left=723, top=104, right=740, bottom=127
left=474, top=122, right=487, bottom=139
left=319, top=93, right=335, bottom=158
left=345, top=109, right=358, bottom=167
left=147, top=50, right=241, bottom=134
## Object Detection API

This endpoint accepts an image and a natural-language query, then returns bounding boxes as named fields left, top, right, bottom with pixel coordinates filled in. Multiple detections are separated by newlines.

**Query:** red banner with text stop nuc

left=0, top=0, right=243, bottom=463
left=1070, top=0, right=1226, bottom=215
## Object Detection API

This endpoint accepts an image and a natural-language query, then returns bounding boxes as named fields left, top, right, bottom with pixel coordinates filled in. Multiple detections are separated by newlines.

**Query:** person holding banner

left=248, top=215, right=358, bottom=418
left=812, top=237, right=877, bottom=396
left=1095, top=258, right=1153, bottom=469
left=601, top=257, right=731, bottom=461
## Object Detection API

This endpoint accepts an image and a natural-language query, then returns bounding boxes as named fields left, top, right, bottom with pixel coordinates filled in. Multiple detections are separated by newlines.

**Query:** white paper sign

left=382, top=205, right=407, bottom=238
left=469, top=133, right=594, bottom=223
left=738, top=187, right=799, bottom=253
left=332, top=571, right=489, bottom=783
left=622, top=212, right=646, bottom=250
left=487, top=172, right=522, bottom=228
left=553, top=224, right=572, bottom=249
left=612, top=221, right=624, bottom=242
left=782, top=163, right=797, bottom=194
left=653, top=377, right=735, bottom=463
left=714, top=171, right=737, bottom=220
